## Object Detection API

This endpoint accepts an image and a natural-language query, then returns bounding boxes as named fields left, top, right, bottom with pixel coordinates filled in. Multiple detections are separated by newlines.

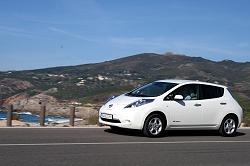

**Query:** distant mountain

left=1, top=52, right=250, bottom=105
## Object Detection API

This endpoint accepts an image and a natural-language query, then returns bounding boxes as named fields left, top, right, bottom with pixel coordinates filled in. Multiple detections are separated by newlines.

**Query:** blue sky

left=1, top=0, right=250, bottom=71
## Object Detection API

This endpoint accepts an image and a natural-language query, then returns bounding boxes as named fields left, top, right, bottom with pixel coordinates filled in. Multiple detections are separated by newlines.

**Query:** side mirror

left=174, top=95, right=184, bottom=100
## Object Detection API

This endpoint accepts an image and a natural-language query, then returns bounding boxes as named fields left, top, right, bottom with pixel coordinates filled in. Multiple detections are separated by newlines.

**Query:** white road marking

left=1, top=140, right=250, bottom=147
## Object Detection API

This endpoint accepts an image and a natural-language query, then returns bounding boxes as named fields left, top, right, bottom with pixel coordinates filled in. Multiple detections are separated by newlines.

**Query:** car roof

left=155, top=79, right=227, bottom=88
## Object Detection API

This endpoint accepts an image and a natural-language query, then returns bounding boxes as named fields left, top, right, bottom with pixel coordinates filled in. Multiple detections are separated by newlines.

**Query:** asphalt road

left=0, top=127, right=249, bottom=166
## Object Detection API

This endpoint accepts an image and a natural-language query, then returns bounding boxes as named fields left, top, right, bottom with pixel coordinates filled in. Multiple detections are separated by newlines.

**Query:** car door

left=164, top=84, right=202, bottom=127
left=200, top=85, right=226, bottom=126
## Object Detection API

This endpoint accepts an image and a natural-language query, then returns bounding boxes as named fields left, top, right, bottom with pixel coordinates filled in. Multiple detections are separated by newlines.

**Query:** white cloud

left=49, top=27, right=99, bottom=43
left=0, top=26, right=35, bottom=38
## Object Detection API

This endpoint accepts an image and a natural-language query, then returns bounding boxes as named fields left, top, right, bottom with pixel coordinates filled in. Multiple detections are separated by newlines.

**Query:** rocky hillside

left=0, top=78, right=34, bottom=97
left=4, top=88, right=98, bottom=119
left=1, top=52, right=250, bottom=106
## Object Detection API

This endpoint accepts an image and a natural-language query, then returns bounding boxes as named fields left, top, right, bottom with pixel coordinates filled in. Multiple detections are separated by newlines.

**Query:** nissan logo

left=109, top=104, right=113, bottom=108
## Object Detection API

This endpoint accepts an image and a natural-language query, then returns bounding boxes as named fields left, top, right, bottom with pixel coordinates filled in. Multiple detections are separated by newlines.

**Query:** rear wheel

left=143, top=114, right=166, bottom=137
left=219, top=115, right=237, bottom=137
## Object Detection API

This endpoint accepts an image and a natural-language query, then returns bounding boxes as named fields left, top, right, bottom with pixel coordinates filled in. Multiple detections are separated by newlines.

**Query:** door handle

left=194, top=103, right=201, bottom=107
left=220, top=102, right=227, bottom=105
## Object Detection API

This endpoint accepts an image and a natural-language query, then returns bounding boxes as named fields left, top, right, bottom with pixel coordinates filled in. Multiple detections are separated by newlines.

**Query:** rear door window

left=200, top=85, right=224, bottom=99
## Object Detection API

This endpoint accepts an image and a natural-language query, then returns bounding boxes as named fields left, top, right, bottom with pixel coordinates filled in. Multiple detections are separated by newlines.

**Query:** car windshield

left=127, top=82, right=177, bottom=97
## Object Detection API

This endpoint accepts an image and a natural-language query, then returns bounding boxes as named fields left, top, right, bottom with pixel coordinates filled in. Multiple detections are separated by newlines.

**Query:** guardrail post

left=40, top=105, right=46, bottom=126
left=70, top=106, right=75, bottom=126
left=7, top=104, right=13, bottom=127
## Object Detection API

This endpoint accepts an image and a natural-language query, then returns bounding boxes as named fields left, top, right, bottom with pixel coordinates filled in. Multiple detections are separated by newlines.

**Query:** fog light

left=125, top=119, right=131, bottom=123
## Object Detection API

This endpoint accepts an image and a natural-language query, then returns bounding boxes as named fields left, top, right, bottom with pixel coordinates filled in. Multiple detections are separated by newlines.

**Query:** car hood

left=106, top=95, right=142, bottom=105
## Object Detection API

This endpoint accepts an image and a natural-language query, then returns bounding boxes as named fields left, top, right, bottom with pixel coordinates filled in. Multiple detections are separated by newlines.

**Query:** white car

left=99, top=79, right=243, bottom=137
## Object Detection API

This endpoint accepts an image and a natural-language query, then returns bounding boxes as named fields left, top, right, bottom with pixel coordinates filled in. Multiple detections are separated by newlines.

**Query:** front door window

left=165, top=84, right=201, bottom=127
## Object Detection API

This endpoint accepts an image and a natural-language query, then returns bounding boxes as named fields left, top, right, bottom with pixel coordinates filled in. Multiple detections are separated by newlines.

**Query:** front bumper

left=99, top=105, right=144, bottom=130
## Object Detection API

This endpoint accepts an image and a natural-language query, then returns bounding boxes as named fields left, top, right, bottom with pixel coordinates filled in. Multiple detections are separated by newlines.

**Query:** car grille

left=101, top=118, right=121, bottom=123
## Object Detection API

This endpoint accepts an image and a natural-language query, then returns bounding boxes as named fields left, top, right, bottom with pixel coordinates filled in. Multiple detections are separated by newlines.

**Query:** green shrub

left=243, top=111, right=250, bottom=127
left=86, top=114, right=99, bottom=125
left=12, top=114, right=21, bottom=120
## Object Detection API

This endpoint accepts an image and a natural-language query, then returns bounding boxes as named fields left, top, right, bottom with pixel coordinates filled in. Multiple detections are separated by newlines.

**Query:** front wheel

left=219, top=115, right=237, bottom=137
left=143, top=114, right=166, bottom=137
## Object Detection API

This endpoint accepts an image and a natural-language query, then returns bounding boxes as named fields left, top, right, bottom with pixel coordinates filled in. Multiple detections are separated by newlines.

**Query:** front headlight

left=124, top=99, right=154, bottom=108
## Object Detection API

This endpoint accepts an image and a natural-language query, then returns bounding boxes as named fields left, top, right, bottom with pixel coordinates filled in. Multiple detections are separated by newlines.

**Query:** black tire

left=219, top=115, right=237, bottom=137
left=110, top=126, right=124, bottom=133
left=143, top=114, right=166, bottom=137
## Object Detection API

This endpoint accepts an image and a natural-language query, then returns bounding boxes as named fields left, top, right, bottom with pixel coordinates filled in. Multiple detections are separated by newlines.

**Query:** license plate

left=101, top=113, right=113, bottom=120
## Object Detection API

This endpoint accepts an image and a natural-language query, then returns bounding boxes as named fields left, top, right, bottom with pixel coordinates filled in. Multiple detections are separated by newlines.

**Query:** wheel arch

left=222, top=113, right=239, bottom=127
left=143, top=111, right=167, bottom=129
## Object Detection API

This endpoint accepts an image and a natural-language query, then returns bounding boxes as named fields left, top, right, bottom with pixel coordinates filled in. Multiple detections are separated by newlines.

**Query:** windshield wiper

left=126, top=93, right=153, bottom=97
left=134, top=94, right=154, bottom=97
